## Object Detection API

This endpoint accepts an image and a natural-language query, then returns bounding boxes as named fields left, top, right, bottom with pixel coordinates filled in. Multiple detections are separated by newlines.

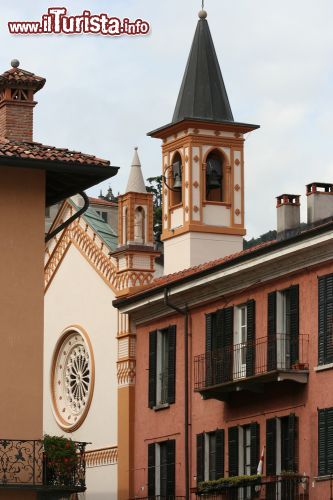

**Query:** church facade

left=44, top=149, right=158, bottom=499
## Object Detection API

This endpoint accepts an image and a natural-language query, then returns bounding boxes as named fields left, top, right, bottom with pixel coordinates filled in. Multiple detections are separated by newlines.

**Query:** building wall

left=0, top=166, right=44, bottom=440
left=44, top=243, right=118, bottom=499
left=133, top=259, right=333, bottom=499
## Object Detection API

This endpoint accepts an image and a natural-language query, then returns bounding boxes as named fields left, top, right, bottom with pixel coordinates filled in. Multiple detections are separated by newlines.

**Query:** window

left=205, top=150, right=223, bottom=202
left=318, top=274, right=333, bottom=365
left=267, top=286, right=299, bottom=371
left=170, top=152, right=182, bottom=206
left=233, top=302, right=255, bottom=379
left=148, top=440, right=175, bottom=497
left=196, top=430, right=224, bottom=482
left=266, top=414, right=298, bottom=475
left=228, top=423, right=259, bottom=477
left=318, top=407, right=333, bottom=476
left=205, top=301, right=255, bottom=385
left=149, top=326, right=176, bottom=408
left=101, top=211, right=108, bottom=223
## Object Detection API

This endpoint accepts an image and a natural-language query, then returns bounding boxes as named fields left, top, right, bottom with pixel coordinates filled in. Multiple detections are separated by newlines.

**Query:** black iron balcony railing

left=194, top=334, right=309, bottom=394
left=0, top=439, right=87, bottom=491
left=196, top=474, right=309, bottom=500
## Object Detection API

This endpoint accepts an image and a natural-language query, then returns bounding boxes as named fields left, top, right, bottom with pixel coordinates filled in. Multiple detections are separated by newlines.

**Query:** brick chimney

left=306, top=182, right=333, bottom=224
left=0, top=60, right=45, bottom=142
left=276, top=194, right=301, bottom=239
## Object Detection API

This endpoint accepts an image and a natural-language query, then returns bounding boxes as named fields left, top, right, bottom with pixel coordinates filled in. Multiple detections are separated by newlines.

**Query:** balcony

left=194, top=334, right=309, bottom=401
left=195, top=474, right=309, bottom=500
left=0, top=438, right=87, bottom=495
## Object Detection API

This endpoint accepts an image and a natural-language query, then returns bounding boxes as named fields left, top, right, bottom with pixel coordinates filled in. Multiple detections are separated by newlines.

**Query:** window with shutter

left=228, top=426, right=239, bottom=477
left=148, top=326, right=176, bottom=409
left=266, top=418, right=277, bottom=475
left=246, top=300, right=256, bottom=377
left=267, top=292, right=277, bottom=371
left=148, top=440, right=176, bottom=496
left=318, top=407, right=333, bottom=476
left=148, top=443, right=155, bottom=496
left=268, top=285, right=299, bottom=371
left=318, top=274, right=333, bottom=365
left=196, top=430, right=224, bottom=482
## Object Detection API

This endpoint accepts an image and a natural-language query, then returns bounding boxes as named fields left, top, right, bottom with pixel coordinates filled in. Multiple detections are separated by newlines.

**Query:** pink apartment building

left=114, top=9, right=333, bottom=500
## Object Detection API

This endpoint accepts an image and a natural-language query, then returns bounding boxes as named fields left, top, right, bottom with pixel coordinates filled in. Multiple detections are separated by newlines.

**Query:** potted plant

left=43, top=434, right=78, bottom=486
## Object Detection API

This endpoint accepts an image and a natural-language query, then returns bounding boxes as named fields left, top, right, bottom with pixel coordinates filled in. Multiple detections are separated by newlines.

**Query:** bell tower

left=112, top=147, right=159, bottom=294
left=148, top=9, right=259, bottom=274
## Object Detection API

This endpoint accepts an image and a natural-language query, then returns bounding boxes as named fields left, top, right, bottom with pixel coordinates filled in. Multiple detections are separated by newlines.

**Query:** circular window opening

left=51, top=327, right=94, bottom=432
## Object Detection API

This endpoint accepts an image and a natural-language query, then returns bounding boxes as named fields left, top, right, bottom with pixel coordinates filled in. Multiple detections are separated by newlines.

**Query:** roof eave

left=0, top=155, right=119, bottom=206
left=113, top=219, right=333, bottom=309
left=147, top=117, right=260, bottom=139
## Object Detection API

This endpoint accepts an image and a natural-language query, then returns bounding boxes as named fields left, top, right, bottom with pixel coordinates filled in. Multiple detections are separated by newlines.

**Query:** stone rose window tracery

left=51, top=328, right=94, bottom=432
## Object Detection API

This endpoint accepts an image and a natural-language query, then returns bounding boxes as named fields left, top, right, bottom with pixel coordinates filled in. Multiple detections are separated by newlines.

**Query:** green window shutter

left=206, top=313, right=213, bottom=352
left=215, top=429, right=225, bottom=479
left=246, top=300, right=256, bottom=377
left=228, top=426, right=239, bottom=477
left=148, top=443, right=155, bottom=496
left=250, top=422, right=260, bottom=475
left=222, top=307, right=234, bottom=382
left=289, top=286, right=299, bottom=365
left=266, top=418, right=277, bottom=475
left=318, top=409, right=326, bottom=476
left=148, top=331, right=157, bottom=408
left=327, top=408, right=333, bottom=475
left=167, top=325, right=176, bottom=405
left=196, top=433, right=205, bottom=483
left=267, top=291, right=277, bottom=371
left=318, top=277, right=326, bottom=365
left=166, top=439, right=176, bottom=497
left=287, top=413, right=299, bottom=472
left=318, top=274, right=333, bottom=365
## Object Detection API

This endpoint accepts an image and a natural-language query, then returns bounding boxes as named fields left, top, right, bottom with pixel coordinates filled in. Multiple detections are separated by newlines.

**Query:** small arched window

left=170, top=152, right=182, bottom=206
left=134, top=206, right=145, bottom=244
left=205, top=150, right=224, bottom=202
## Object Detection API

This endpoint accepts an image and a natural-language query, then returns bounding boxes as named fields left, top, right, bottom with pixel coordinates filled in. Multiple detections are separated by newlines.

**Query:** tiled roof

left=0, top=67, right=45, bottom=92
left=71, top=200, right=118, bottom=251
left=0, top=138, right=110, bottom=167
left=127, top=240, right=276, bottom=297
left=89, top=197, right=118, bottom=207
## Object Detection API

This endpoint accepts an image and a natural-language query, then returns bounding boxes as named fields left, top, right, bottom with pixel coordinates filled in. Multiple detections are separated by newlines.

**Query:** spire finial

left=11, top=59, right=20, bottom=69
left=199, top=1, right=207, bottom=19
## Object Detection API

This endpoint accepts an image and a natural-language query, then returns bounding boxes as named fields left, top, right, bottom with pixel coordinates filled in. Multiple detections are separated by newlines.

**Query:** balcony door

left=234, top=305, right=247, bottom=379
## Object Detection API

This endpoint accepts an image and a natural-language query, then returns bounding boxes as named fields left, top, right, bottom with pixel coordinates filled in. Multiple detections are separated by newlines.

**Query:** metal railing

left=157, top=368, right=169, bottom=405
left=0, top=439, right=87, bottom=490
left=196, top=475, right=309, bottom=500
left=194, top=334, right=309, bottom=391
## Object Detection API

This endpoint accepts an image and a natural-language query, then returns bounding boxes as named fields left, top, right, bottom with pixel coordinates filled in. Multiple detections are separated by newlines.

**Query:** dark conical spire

left=172, top=11, right=234, bottom=123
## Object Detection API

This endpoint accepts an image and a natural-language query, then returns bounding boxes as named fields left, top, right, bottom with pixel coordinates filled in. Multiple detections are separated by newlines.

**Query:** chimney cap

left=276, top=194, right=300, bottom=207
left=0, top=65, right=45, bottom=93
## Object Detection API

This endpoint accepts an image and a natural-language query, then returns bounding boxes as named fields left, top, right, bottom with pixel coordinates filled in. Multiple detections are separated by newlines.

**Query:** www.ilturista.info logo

left=8, top=8, right=150, bottom=36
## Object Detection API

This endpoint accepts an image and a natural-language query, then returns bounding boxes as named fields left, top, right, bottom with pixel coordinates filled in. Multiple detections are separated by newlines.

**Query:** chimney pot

left=276, top=193, right=301, bottom=239
left=306, top=182, right=333, bottom=224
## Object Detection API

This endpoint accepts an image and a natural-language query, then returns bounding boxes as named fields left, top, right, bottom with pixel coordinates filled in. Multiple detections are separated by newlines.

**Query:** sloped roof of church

left=172, top=10, right=234, bottom=124
left=71, top=200, right=118, bottom=251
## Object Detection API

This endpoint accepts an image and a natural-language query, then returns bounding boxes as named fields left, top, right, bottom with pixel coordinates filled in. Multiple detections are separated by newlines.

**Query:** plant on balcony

left=43, top=434, right=78, bottom=486
left=198, top=474, right=261, bottom=494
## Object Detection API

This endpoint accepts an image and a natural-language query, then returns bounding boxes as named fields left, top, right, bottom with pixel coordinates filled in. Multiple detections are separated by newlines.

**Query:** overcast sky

left=1, top=0, right=333, bottom=238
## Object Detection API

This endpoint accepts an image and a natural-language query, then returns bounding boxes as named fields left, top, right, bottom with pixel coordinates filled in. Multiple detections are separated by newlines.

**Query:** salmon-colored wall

left=133, top=259, right=333, bottom=499
left=0, top=167, right=44, bottom=439
left=118, top=385, right=135, bottom=500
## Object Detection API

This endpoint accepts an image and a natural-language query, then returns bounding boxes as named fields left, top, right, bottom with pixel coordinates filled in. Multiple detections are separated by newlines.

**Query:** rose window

left=52, top=329, right=94, bottom=431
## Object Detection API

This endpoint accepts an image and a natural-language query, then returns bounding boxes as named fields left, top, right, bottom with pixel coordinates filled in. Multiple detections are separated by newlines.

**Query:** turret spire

left=172, top=12, right=233, bottom=123
left=125, top=147, right=147, bottom=194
